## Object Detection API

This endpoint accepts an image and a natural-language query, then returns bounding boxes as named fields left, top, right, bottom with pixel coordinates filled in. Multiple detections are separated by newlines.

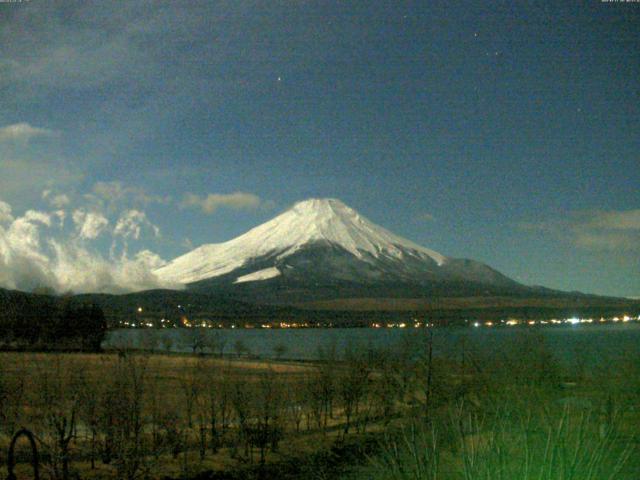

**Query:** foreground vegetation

left=347, top=331, right=640, bottom=479
left=0, top=290, right=106, bottom=351
left=0, top=329, right=638, bottom=479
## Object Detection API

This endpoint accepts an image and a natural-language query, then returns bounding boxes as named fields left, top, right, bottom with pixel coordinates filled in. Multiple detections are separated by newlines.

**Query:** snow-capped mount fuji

left=155, top=198, right=523, bottom=303
left=156, top=198, right=446, bottom=283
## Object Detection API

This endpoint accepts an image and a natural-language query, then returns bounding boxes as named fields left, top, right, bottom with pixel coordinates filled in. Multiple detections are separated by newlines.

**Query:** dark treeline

left=80, top=289, right=639, bottom=329
left=0, top=288, right=106, bottom=351
left=0, top=286, right=626, bottom=330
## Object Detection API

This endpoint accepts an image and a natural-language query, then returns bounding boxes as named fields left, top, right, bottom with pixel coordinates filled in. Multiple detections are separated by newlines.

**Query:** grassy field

left=0, top=347, right=405, bottom=480
left=346, top=331, right=640, bottom=480
left=1, top=328, right=639, bottom=479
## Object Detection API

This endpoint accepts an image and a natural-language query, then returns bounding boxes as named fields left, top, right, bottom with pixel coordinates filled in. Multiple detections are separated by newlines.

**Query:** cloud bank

left=0, top=198, right=179, bottom=294
left=180, top=192, right=263, bottom=214
left=521, top=209, right=640, bottom=252
left=0, top=122, right=57, bottom=142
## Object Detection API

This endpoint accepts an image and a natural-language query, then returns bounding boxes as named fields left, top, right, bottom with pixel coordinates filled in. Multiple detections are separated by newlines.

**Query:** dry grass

left=0, top=351, right=391, bottom=479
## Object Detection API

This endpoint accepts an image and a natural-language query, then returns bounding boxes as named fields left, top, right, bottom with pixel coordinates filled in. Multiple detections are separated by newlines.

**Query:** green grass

left=347, top=354, right=640, bottom=480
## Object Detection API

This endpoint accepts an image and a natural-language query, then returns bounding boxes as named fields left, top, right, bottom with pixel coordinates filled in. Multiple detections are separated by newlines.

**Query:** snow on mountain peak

left=155, top=198, right=446, bottom=284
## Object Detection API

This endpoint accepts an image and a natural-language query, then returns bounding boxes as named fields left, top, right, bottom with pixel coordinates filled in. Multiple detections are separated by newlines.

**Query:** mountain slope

left=156, top=198, right=446, bottom=283
left=155, top=198, right=522, bottom=302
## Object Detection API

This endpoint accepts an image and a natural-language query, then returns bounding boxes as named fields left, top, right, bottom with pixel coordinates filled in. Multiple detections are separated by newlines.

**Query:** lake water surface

left=104, top=323, right=640, bottom=367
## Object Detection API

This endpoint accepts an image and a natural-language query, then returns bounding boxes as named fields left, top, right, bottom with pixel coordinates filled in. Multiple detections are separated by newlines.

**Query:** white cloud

left=22, top=210, right=52, bottom=227
left=0, top=201, right=14, bottom=224
left=52, top=194, right=71, bottom=208
left=520, top=208, right=640, bottom=251
left=5, top=210, right=52, bottom=261
left=0, top=200, right=177, bottom=294
left=0, top=209, right=57, bottom=291
left=91, top=181, right=131, bottom=203
left=49, top=240, right=178, bottom=294
left=42, top=190, right=71, bottom=208
left=573, top=231, right=639, bottom=251
left=134, top=249, right=167, bottom=270
left=0, top=122, right=57, bottom=142
left=53, top=210, right=66, bottom=227
left=114, top=209, right=160, bottom=240
left=180, top=192, right=263, bottom=214
left=584, top=209, right=640, bottom=231
left=72, top=210, right=109, bottom=240
left=85, top=181, right=170, bottom=213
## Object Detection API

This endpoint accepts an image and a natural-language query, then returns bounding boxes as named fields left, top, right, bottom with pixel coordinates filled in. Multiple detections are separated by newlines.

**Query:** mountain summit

left=155, top=198, right=521, bottom=302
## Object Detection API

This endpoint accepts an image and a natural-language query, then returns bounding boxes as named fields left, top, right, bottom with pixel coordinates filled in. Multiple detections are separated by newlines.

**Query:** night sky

left=0, top=1, right=638, bottom=296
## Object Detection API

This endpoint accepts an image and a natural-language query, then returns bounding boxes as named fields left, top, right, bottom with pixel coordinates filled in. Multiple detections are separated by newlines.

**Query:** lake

left=104, top=322, right=640, bottom=367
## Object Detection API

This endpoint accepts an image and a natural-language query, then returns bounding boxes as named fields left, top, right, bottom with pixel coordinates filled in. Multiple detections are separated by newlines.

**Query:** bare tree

left=315, top=343, right=338, bottom=431
left=0, top=356, right=27, bottom=439
left=209, top=329, right=227, bottom=357
left=273, top=343, right=288, bottom=361
left=179, top=357, right=203, bottom=429
left=285, top=378, right=306, bottom=433
left=230, top=377, right=252, bottom=459
left=76, top=361, right=104, bottom=470
left=193, top=359, right=211, bottom=460
left=139, top=329, right=159, bottom=353
left=101, top=354, right=150, bottom=480
left=31, top=356, right=82, bottom=480
left=250, top=368, right=284, bottom=465
left=337, top=346, right=370, bottom=435
left=180, top=327, right=209, bottom=355
left=233, top=339, right=250, bottom=358
left=160, top=334, right=174, bottom=354
left=202, top=360, right=232, bottom=454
